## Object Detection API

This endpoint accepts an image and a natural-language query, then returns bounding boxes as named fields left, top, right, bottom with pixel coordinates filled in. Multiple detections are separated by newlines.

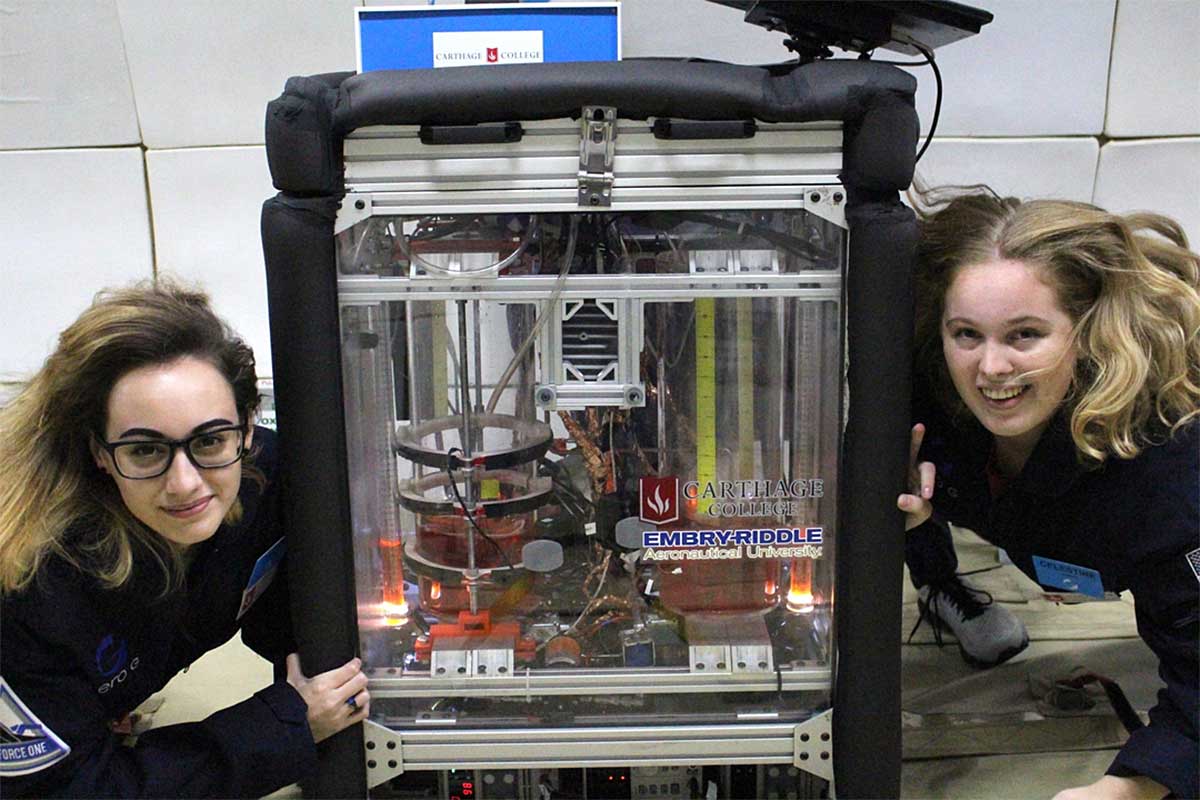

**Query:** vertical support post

left=261, top=195, right=367, bottom=799
left=834, top=87, right=920, bottom=800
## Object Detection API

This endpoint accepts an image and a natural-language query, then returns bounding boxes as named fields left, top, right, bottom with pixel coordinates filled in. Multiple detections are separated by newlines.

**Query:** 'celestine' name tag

left=1032, top=555, right=1105, bottom=599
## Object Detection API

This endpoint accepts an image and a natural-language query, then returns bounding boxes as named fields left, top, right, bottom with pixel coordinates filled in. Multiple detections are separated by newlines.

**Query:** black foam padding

left=833, top=189, right=918, bottom=799
left=260, top=194, right=366, bottom=799
left=265, top=59, right=918, bottom=195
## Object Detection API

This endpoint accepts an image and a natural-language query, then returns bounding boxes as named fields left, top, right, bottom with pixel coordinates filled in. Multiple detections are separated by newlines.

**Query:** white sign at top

left=431, top=29, right=545, bottom=68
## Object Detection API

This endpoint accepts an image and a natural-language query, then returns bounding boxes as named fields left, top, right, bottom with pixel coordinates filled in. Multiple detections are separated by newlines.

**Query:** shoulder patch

left=0, top=678, right=70, bottom=776
left=1187, top=547, right=1200, bottom=583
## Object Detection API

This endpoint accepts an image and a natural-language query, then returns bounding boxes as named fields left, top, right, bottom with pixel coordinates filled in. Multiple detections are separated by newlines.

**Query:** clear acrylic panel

left=337, top=208, right=845, bottom=730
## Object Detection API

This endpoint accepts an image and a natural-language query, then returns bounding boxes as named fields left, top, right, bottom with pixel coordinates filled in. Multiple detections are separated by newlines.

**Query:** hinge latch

left=578, top=106, right=616, bottom=207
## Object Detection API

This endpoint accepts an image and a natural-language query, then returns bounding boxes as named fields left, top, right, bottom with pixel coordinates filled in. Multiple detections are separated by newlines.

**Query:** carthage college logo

left=640, top=476, right=679, bottom=525
left=487, top=47, right=499, bottom=63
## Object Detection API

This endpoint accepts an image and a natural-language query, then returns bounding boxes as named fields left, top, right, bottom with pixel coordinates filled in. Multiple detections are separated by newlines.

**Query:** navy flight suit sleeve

left=1104, top=429, right=1199, bottom=799
left=1, top=609, right=316, bottom=799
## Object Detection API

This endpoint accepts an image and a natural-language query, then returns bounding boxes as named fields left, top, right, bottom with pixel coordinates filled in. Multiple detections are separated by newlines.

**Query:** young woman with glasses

left=898, top=191, right=1199, bottom=800
left=0, top=281, right=367, bottom=798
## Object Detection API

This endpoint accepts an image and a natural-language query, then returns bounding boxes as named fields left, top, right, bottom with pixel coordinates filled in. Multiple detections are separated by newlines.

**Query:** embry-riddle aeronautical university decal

left=0, top=678, right=70, bottom=775
left=640, top=476, right=679, bottom=525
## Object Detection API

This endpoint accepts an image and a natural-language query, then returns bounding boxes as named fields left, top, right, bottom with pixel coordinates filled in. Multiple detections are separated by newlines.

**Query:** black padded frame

left=262, top=58, right=918, bottom=799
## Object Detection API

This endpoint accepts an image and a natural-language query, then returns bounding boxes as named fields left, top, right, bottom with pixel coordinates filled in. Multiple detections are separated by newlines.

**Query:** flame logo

left=640, top=476, right=679, bottom=524
left=648, top=486, right=670, bottom=517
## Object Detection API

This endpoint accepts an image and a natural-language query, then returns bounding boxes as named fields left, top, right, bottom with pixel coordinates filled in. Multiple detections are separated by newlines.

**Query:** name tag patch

left=237, top=537, right=286, bottom=620
left=1033, top=555, right=1105, bottom=599
left=0, top=678, right=71, bottom=776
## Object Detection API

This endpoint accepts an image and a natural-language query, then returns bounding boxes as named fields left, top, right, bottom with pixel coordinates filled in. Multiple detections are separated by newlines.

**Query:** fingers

left=285, top=653, right=304, bottom=687
left=908, top=423, right=926, bottom=468
left=334, top=669, right=369, bottom=706
left=292, top=656, right=370, bottom=744
left=345, top=688, right=370, bottom=718
left=917, top=460, right=935, bottom=499
left=315, top=657, right=363, bottom=688
left=897, top=492, right=933, bottom=531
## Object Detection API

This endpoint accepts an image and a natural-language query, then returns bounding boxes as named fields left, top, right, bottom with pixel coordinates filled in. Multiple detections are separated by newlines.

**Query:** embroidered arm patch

left=0, top=678, right=71, bottom=775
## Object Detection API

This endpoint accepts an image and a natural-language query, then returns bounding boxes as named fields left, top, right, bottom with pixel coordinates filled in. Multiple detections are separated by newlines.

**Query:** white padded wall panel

left=624, top=0, right=1111, bottom=136
left=0, top=149, right=153, bottom=381
left=116, top=0, right=360, bottom=149
left=145, top=147, right=276, bottom=377
left=0, top=0, right=140, bottom=149
left=911, top=0, right=1113, bottom=136
left=1093, top=138, right=1200, bottom=246
left=1105, top=0, right=1200, bottom=137
left=913, top=138, right=1099, bottom=202
left=621, top=0, right=788, bottom=62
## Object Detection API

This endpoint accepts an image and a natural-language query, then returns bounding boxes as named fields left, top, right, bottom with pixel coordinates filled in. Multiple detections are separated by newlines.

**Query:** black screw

left=367, top=741, right=376, bottom=750
left=387, top=741, right=396, bottom=750
left=809, top=192, right=821, bottom=203
left=832, top=192, right=844, bottom=204
left=354, top=199, right=365, bottom=210
left=388, top=760, right=397, bottom=769
left=368, top=760, right=377, bottom=769
left=821, top=732, right=830, bottom=742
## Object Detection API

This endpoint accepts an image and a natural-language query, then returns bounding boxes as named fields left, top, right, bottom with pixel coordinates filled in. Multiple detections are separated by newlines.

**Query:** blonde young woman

left=0, top=282, right=367, bottom=798
left=897, top=191, right=1200, bottom=800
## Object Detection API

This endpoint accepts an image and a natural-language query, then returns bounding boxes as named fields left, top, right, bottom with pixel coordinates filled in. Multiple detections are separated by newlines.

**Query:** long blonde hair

left=914, top=188, right=1200, bottom=462
left=0, top=280, right=260, bottom=595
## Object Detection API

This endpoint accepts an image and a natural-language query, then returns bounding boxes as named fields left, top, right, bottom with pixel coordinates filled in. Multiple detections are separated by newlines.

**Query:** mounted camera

left=709, top=0, right=993, bottom=61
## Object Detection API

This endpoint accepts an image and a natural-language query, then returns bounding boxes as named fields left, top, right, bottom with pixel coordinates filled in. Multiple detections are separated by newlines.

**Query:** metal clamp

left=578, top=106, right=616, bottom=207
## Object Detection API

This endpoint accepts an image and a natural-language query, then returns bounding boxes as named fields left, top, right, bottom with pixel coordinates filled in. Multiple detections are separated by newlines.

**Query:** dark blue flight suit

left=1, top=427, right=316, bottom=798
left=906, top=393, right=1199, bottom=799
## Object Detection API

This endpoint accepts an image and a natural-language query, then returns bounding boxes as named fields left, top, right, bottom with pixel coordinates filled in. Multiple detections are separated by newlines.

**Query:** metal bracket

left=335, top=194, right=373, bottom=235
left=578, top=106, right=616, bottom=207
left=792, top=708, right=834, bottom=783
left=801, top=186, right=848, bottom=229
left=363, top=719, right=406, bottom=788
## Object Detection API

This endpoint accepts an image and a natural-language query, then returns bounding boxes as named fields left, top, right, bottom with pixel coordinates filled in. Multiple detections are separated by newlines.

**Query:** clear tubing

left=396, top=216, right=540, bottom=276
left=484, top=215, right=580, bottom=414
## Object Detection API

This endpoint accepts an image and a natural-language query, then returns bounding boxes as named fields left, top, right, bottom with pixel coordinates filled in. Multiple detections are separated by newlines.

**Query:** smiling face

left=942, top=258, right=1078, bottom=470
left=92, top=356, right=252, bottom=548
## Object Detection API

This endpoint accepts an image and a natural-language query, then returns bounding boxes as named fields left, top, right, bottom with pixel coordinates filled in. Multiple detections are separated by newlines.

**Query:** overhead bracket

left=578, top=106, right=616, bottom=207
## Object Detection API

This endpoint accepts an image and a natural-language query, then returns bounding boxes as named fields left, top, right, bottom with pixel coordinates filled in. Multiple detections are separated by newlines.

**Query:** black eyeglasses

left=98, top=425, right=247, bottom=480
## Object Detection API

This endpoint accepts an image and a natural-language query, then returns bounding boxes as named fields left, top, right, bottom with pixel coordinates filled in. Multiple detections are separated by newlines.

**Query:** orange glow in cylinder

left=377, top=536, right=410, bottom=622
left=786, top=558, right=815, bottom=613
